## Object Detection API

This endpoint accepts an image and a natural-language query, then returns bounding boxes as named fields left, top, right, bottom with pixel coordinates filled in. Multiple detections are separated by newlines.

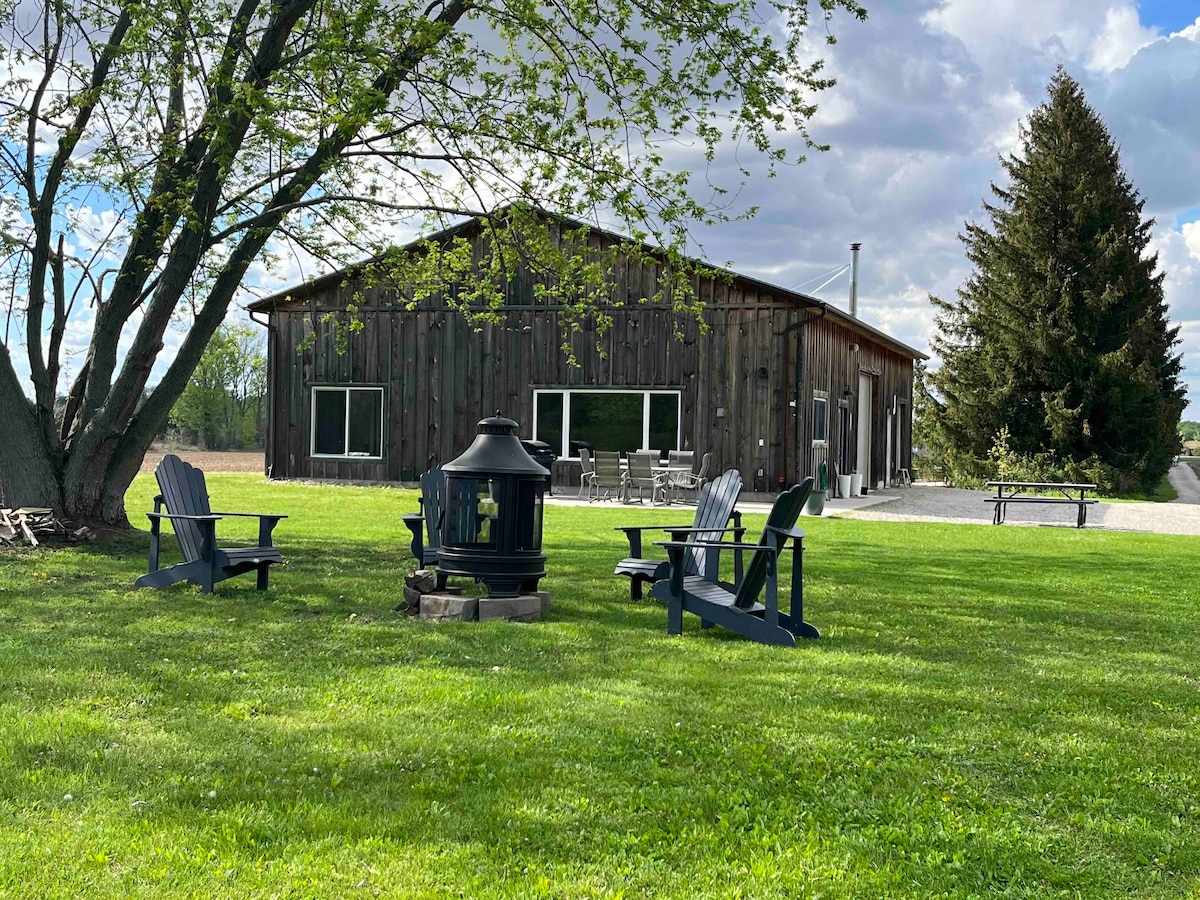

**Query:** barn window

left=533, top=389, right=681, bottom=458
left=812, top=392, right=829, bottom=445
left=311, top=386, right=384, bottom=458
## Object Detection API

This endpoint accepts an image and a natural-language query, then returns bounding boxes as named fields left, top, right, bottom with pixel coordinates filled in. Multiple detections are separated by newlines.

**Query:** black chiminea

left=437, top=415, right=548, bottom=597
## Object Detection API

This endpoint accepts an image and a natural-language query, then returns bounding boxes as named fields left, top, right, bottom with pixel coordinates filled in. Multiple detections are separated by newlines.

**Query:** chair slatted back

left=592, top=451, right=623, bottom=489
left=579, top=447, right=595, bottom=476
left=419, top=466, right=446, bottom=552
left=734, top=478, right=814, bottom=609
left=626, top=451, right=656, bottom=486
left=695, top=452, right=713, bottom=480
left=669, top=450, right=695, bottom=472
left=686, top=468, right=742, bottom=576
left=154, top=454, right=212, bottom=563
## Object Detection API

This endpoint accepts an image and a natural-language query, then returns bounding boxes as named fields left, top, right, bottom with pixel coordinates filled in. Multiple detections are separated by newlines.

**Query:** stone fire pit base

left=403, top=570, right=551, bottom=622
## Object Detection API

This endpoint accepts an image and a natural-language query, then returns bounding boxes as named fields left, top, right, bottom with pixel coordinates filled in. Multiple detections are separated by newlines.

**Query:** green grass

left=3, top=474, right=1200, bottom=897
left=1104, top=474, right=1178, bottom=503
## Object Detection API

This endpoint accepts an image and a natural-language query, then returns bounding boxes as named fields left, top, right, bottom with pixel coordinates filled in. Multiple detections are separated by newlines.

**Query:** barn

left=247, top=213, right=926, bottom=494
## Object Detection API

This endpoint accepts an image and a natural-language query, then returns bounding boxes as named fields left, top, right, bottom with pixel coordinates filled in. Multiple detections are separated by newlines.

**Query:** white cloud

left=1087, top=6, right=1158, bottom=72
left=1184, top=221, right=1200, bottom=262
left=1171, top=17, right=1200, bottom=42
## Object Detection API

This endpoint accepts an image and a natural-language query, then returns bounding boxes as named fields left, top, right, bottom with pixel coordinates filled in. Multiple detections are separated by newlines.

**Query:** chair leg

left=667, top=597, right=684, bottom=636
left=257, top=564, right=269, bottom=590
left=631, top=578, right=643, bottom=601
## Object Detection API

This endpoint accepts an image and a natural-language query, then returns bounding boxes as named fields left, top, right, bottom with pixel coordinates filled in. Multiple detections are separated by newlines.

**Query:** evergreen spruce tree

left=925, top=68, right=1186, bottom=492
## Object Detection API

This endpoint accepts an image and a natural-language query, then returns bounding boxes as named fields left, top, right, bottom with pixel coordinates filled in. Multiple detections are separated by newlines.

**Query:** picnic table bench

left=984, top=481, right=1098, bottom=528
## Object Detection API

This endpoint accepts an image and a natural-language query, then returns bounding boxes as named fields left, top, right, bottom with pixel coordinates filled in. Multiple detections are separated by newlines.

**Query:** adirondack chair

left=134, top=454, right=286, bottom=594
left=401, top=466, right=445, bottom=566
left=649, top=478, right=817, bottom=647
left=613, top=468, right=744, bottom=601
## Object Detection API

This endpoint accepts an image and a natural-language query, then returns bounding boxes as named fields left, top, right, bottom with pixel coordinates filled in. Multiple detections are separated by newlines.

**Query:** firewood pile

left=0, top=508, right=95, bottom=547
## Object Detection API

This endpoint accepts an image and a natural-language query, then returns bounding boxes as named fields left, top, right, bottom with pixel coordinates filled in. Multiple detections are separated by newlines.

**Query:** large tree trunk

left=0, top=345, right=154, bottom=527
left=0, top=346, right=63, bottom=511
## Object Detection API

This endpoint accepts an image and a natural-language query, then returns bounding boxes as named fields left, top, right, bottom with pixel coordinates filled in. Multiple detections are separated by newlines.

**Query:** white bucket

left=837, top=474, right=852, bottom=499
left=850, top=472, right=863, bottom=497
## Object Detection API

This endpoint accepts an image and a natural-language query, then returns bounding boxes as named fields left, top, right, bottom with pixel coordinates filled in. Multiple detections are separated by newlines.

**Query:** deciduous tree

left=0, top=0, right=866, bottom=524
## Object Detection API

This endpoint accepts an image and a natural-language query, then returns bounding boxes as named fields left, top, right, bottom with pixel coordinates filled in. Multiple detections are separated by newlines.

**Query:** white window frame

left=310, top=385, right=385, bottom=459
left=532, top=388, right=682, bottom=458
left=812, top=391, right=829, bottom=446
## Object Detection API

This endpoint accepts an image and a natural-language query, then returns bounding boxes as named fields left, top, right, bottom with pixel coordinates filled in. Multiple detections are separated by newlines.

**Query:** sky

left=680, top=0, right=1200, bottom=410
left=9, top=0, right=1200, bottom=417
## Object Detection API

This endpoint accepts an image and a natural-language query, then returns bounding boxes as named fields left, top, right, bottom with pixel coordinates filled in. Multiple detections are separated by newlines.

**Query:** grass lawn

left=3, top=474, right=1200, bottom=897
left=1106, top=474, right=1178, bottom=503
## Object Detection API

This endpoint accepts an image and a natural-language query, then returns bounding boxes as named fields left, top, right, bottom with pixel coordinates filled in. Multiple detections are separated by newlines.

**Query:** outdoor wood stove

left=436, top=415, right=548, bottom=597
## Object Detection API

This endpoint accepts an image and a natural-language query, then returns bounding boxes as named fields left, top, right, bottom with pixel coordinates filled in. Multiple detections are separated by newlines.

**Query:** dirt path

left=1168, top=462, right=1200, bottom=504
left=139, top=450, right=265, bottom=474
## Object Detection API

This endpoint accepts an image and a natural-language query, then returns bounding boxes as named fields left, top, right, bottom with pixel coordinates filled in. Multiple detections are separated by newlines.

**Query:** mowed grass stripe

left=0, top=474, right=1198, bottom=897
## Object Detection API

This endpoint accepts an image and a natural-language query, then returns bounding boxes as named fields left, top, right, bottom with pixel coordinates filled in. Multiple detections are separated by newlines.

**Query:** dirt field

left=139, top=449, right=265, bottom=474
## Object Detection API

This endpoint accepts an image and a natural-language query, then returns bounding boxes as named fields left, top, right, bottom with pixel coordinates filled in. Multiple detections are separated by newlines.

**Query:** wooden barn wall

left=263, top=236, right=915, bottom=491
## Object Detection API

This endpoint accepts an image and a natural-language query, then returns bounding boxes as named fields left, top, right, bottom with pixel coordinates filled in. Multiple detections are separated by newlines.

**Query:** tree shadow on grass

left=5, top=520, right=1200, bottom=895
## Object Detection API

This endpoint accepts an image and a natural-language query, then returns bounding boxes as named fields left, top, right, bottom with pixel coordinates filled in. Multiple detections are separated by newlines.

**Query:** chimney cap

left=850, top=242, right=862, bottom=250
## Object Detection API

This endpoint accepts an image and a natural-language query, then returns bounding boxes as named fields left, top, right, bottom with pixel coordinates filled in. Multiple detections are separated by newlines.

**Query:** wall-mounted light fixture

left=754, top=365, right=769, bottom=381
left=849, top=342, right=860, bottom=353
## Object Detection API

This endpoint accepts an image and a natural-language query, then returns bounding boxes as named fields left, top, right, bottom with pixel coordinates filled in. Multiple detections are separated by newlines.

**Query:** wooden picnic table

left=984, top=481, right=1098, bottom=528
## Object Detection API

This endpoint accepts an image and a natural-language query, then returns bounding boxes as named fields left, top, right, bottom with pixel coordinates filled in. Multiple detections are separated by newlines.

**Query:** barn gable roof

left=246, top=210, right=928, bottom=360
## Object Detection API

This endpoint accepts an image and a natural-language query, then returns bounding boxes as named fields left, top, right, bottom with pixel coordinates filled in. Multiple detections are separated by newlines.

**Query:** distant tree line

left=1179, top=422, right=1200, bottom=445
left=918, top=71, right=1185, bottom=494
left=167, top=325, right=267, bottom=451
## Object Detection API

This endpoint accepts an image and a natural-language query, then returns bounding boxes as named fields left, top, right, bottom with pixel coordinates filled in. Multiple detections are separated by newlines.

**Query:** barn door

left=856, top=372, right=872, bottom=487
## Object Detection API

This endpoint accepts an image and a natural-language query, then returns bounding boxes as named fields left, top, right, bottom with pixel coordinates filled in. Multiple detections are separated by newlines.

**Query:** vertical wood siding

left=260, top=230, right=917, bottom=490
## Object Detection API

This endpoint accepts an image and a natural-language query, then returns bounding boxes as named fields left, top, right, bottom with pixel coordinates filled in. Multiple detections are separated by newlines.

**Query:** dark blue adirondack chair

left=613, top=468, right=744, bottom=601
left=401, top=466, right=446, bottom=566
left=135, top=454, right=286, bottom=594
left=649, top=478, right=817, bottom=647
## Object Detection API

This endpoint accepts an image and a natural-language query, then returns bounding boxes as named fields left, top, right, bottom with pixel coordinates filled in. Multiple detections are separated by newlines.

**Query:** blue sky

left=675, top=0, right=1200, bottom=414
left=8, top=1, right=1200, bottom=419
left=1139, top=0, right=1197, bottom=31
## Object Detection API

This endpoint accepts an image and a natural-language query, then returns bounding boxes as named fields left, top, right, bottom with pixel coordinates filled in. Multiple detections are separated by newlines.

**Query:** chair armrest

left=210, top=511, right=288, bottom=519
left=654, top=539, right=775, bottom=554
left=766, top=525, right=805, bottom=540
left=145, top=512, right=222, bottom=521
left=659, top=526, right=744, bottom=534
left=614, top=524, right=696, bottom=534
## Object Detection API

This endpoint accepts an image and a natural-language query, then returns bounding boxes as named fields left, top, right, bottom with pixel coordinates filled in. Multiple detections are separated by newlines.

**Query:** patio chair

left=668, top=450, right=695, bottom=470
left=613, top=468, right=744, bottom=600
left=577, top=447, right=597, bottom=499
left=625, top=451, right=667, bottom=504
left=589, top=450, right=624, bottom=501
left=401, top=466, right=446, bottom=566
left=134, top=454, right=286, bottom=594
left=662, top=450, right=696, bottom=502
left=672, top=451, right=713, bottom=502
left=649, top=477, right=817, bottom=647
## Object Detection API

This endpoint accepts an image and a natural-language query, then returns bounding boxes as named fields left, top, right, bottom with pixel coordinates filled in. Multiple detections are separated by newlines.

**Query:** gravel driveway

left=1168, top=461, right=1200, bottom=504
left=840, top=473, right=1200, bottom=536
